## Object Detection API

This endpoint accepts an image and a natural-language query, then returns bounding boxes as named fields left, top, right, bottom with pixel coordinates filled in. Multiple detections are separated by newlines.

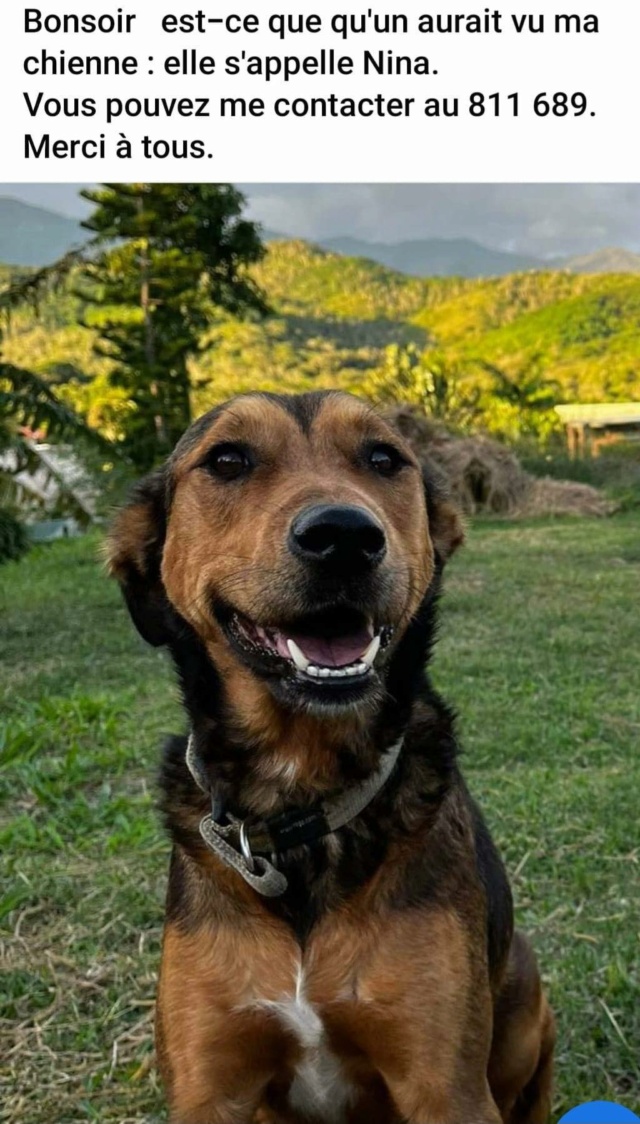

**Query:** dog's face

left=108, top=392, right=462, bottom=717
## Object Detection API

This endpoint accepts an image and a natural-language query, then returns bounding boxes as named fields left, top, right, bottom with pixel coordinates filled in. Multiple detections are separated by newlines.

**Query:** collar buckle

left=199, top=812, right=288, bottom=897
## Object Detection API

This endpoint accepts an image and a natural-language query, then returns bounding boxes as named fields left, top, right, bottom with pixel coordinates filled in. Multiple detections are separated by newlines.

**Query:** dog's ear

left=106, top=469, right=173, bottom=647
left=422, top=466, right=465, bottom=565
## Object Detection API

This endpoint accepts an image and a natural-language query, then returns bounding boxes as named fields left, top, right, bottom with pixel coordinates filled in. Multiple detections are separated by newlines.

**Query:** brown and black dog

left=107, top=391, right=555, bottom=1124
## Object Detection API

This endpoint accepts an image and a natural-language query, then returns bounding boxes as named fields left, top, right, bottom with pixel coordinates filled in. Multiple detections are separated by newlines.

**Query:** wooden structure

left=555, top=402, right=640, bottom=457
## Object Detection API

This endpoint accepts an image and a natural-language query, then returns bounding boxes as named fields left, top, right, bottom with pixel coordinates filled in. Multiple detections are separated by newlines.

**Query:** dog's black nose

left=289, top=504, right=386, bottom=571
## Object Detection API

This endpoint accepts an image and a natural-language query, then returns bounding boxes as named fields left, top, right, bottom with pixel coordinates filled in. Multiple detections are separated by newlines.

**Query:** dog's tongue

left=276, top=628, right=373, bottom=668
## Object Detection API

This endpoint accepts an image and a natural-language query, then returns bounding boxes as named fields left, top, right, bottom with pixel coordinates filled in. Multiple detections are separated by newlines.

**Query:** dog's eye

left=206, top=444, right=252, bottom=481
left=368, top=444, right=404, bottom=477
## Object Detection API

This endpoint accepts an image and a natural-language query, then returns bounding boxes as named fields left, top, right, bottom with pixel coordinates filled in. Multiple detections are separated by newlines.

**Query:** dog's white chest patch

left=258, top=968, right=355, bottom=1121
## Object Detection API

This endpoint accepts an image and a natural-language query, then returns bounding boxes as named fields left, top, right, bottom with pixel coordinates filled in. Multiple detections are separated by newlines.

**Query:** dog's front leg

left=157, top=1003, right=276, bottom=1124
left=155, top=919, right=299, bottom=1124
left=330, top=906, right=503, bottom=1124
left=165, top=1090, right=263, bottom=1124
left=385, top=1078, right=502, bottom=1124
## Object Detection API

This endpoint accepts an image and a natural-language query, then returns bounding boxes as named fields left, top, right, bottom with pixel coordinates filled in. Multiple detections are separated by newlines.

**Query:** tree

left=363, top=344, right=482, bottom=430
left=480, top=357, right=561, bottom=441
left=77, top=184, right=268, bottom=469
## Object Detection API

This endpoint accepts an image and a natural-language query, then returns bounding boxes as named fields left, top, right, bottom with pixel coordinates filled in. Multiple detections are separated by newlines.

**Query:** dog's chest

left=252, top=967, right=356, bottom=1121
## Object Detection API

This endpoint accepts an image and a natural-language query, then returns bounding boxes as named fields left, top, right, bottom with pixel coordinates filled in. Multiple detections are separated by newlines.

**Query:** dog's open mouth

left=225, top=606, right=393, bottom=687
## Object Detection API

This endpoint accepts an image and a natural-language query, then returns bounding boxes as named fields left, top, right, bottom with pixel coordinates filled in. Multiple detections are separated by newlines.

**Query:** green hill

left=2, top=239, right=639, bottom=437
left=415, top=271, right=640, bottom=400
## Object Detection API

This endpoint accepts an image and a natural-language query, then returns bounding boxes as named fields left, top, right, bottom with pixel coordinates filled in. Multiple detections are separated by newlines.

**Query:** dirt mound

left=430, top=436, right=529, bottom=515
left=387, top=405, right=615, bottom=518
left=516, top=477, right=617, bottom=518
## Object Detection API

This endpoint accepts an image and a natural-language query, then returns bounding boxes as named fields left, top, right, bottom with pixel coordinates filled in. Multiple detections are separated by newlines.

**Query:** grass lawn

left=1, top=514, right=639, bottom=1122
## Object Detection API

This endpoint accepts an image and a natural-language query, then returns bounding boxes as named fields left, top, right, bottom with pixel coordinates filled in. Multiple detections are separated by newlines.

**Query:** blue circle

left=560, top=1103, right=640, bottom=1123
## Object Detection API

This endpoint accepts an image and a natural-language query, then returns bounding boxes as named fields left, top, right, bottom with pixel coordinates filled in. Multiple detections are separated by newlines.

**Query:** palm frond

left=0, top=363, right=115, bottom=453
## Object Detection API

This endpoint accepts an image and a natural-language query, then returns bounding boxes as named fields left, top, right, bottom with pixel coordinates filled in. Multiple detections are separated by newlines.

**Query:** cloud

left=240, top=184, right=640, bottom=257
left=3, top=183, right=640, bottom=258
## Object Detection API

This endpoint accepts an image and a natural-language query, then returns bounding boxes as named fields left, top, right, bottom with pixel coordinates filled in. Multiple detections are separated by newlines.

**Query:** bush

left=0, top=508, right=30, bottom=564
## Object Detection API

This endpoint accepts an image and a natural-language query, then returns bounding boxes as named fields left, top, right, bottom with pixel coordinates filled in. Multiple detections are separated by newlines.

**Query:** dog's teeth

left=304, top=662, right=372, bottom=681
left=361, top=634, right=381, bottom=667
left=287, top=638, right=310, bottom=671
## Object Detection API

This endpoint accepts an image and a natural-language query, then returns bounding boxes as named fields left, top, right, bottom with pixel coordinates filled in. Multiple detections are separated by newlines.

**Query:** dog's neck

left=184, top=681, right=406, bottom=819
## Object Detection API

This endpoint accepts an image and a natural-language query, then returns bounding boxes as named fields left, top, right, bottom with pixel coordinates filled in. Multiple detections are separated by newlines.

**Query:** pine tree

left=78, top=184, right=268, bottom=469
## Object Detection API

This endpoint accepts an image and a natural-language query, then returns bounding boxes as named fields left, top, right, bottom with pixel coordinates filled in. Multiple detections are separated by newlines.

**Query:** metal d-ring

left=239, top=821, right=255, bottom=872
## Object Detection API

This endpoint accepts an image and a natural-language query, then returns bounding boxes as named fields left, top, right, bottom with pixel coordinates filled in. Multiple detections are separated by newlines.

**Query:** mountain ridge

left=315, top=235, right=640, bottom=278
left=1, top=195, right=640, bottom=277
left=318, top=235, right=541, bottom=277
left=0, top=197, right=84, bottom=267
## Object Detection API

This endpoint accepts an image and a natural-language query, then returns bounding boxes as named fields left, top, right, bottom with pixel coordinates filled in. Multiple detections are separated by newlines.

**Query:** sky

left=4, top=183, right=640, bottom=258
